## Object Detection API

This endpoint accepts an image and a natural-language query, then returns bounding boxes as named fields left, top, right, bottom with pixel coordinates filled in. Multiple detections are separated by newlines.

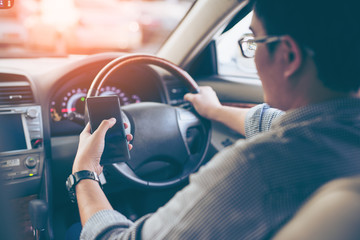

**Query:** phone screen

left=86, top=96, right=130, bottom=164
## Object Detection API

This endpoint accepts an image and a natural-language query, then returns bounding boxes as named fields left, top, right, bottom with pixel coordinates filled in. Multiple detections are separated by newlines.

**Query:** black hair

left=251, top=0, right=360, bottom=92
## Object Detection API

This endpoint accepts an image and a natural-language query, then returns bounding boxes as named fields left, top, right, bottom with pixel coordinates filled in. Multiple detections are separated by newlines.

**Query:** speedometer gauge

left=50, top=86, right=141, bottom=122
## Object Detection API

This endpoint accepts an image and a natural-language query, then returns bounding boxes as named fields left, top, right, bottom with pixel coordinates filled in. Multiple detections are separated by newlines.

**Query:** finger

left=128, top=143, right=133, bottom=151
left=126, top=133, right=133, bottom=142
left=94, top=118, right=116, bottom=139
left=184, top=93, right=194, bottom=101
left=84, top=122, right=91, bottom=131
left=80, top=123, right=92, bottom=137
left=201, top=86, right=212, bottom=92
left=124, top=122, right=129, bottom=129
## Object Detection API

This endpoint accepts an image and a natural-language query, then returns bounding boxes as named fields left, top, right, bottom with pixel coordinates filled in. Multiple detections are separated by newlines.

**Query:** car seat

left=273, top=176, right=360, bottom=240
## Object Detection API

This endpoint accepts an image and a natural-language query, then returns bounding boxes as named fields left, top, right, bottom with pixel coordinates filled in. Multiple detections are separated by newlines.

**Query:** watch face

left=66, top=174, right=75, bottom=191
left=66, top=174, right=77, bottom=203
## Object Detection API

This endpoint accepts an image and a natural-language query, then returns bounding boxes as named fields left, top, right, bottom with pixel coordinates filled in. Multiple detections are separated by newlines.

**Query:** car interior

left=0, top=0, right=359, bottom=239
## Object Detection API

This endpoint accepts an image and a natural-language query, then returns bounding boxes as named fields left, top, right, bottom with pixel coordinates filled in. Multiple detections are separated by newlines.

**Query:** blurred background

left=0, top=0, right=195, bottom=57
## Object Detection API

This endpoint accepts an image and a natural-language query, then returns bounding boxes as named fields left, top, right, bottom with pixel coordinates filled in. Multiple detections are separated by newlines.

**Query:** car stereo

left=0, top=105, right=43, bottom=183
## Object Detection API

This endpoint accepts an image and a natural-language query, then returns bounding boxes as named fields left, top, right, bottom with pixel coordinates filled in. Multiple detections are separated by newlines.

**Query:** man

left=70, top=0, right=360, bottom=239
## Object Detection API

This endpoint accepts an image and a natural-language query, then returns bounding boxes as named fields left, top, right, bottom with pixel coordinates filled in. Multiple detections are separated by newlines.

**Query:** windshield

left=0, top=0, right=195, bottom=58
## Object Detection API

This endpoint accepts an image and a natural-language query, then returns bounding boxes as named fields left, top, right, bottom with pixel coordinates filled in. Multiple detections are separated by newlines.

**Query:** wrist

left=72, top=166, right=95, bottom=174
left=75, top=178, right=100, bottom=190
left=66, top=170, right=102, bottom=203
left=209, top=105, right=225, bottom=122
left=72, top=159, right=100, bottom=174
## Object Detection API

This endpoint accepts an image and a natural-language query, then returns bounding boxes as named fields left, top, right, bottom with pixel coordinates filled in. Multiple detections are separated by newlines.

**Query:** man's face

left=250, top=13, right=289, bottom=110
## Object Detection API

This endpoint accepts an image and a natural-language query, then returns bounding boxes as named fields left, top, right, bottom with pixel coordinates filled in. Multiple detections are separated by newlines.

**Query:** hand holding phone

left=86, top=95, right=130, bottom=164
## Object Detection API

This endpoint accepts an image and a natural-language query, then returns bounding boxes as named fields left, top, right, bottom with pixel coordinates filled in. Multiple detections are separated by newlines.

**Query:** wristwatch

left=66, top=170, right=102, bottom=203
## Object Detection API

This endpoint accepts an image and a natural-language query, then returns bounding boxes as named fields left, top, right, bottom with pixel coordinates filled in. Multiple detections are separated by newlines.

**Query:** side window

left=216, top=12, right=258, bottom=79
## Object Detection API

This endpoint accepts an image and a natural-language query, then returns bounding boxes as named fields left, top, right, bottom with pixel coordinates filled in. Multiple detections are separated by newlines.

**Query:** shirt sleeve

left=80, top=209, right=135, bottom=240
left=245, top=103, right=284, bottom=139
left=80, top=141, right=268, bottom=240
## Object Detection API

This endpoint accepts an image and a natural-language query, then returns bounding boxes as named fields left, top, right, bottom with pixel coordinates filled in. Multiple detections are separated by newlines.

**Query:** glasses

left=238, top=33, right=284, bottom=58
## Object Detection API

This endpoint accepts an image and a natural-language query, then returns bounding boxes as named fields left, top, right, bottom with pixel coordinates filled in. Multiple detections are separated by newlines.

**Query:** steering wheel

left=87, top=54, right=211, bottom=188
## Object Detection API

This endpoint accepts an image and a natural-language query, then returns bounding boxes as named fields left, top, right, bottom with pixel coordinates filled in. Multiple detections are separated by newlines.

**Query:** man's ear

left=281, top=35, right=303, bottom=79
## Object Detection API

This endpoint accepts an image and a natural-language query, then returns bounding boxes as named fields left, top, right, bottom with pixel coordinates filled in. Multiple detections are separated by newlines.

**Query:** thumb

left=94, top=118, right=116, bottom=139
left=184, top=92, right=194, bottom=101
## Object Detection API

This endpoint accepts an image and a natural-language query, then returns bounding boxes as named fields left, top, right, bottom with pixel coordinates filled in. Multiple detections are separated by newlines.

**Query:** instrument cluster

left=50, top=85, right=141, bottom=122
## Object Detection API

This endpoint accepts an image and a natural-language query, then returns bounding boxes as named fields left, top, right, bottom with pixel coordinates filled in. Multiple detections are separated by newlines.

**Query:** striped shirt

left=80, top=97, right=360, bottom=240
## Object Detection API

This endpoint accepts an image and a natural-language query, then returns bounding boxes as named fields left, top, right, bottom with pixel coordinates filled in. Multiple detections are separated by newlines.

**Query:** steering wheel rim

left=87, top=54, right=211, bottom=188
left=88, top=53, right=200, bottom=97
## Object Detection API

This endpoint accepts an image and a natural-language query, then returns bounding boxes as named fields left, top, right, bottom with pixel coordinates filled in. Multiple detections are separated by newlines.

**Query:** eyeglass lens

left=243, top=41, right=256, bottom=58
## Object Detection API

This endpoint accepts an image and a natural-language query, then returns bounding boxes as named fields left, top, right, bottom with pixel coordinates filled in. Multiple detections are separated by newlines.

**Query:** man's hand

left=185, top=86, right=250, bottom=136
left=184, top=86, right=222, bottom=120
left=73, top=118, right=134, bottom=226
left=72, top=118, right=133, bottom=176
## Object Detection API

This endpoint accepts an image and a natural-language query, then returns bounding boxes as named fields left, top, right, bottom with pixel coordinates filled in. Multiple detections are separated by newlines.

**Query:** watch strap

left=66, top=170, right=101, bottom=203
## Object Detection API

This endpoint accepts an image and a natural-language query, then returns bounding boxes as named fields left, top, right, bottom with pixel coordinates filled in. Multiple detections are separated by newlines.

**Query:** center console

left=0, top=105, right=44, bottom=197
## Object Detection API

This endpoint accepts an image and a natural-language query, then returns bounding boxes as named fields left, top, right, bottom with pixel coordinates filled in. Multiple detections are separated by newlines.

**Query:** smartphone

left=86, top=95, right=130, bottom=164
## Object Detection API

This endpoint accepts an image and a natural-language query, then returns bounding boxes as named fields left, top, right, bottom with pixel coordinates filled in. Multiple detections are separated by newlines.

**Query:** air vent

left=0, top=81, right=34, bottom=105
